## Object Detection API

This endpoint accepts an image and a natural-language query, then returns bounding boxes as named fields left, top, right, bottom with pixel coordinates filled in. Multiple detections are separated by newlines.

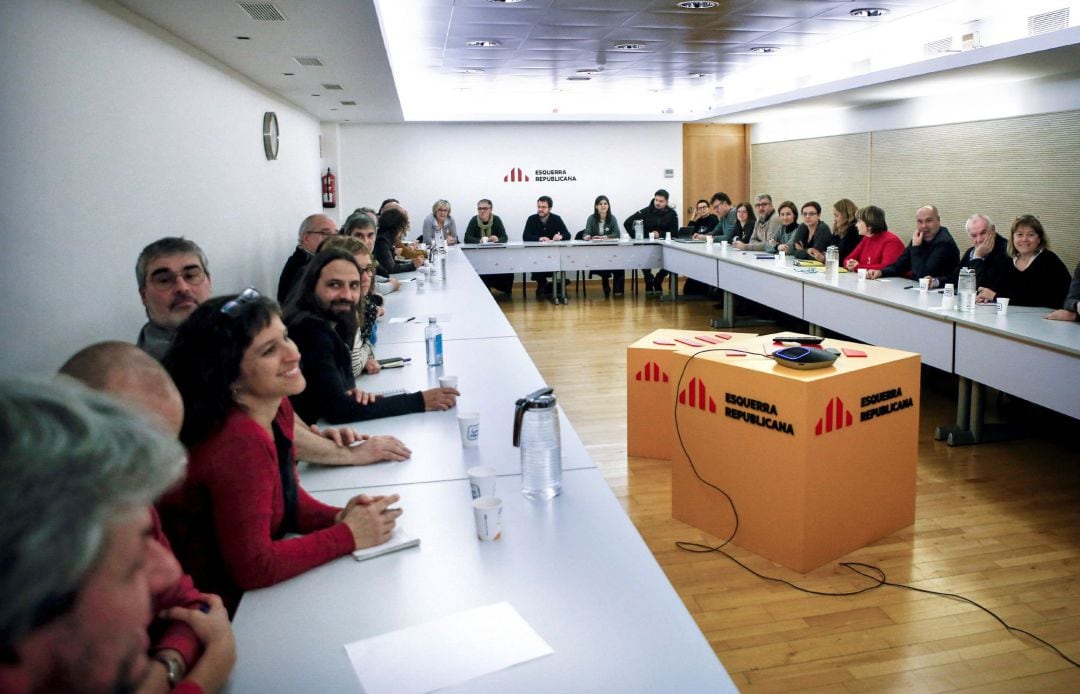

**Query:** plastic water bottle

left=513, top=388, right=562, bottom=500
left=825, top=246, right=839, bottom=281
left=424, top=317, right=443, bottom=366
left=958, top=267, right=976, bottom=312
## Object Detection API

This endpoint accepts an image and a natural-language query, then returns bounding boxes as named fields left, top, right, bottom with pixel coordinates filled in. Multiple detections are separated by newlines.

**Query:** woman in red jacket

left=844, top=205, right=905, bottom=272
left=159, top=290, right=402, bottom=614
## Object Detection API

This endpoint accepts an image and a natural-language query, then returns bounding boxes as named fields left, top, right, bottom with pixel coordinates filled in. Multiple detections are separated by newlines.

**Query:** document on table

left=343, top=602, right=553, bottom=694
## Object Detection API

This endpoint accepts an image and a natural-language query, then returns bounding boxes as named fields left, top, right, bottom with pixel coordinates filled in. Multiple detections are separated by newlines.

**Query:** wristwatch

left=152, top=651, right=185, bottom=689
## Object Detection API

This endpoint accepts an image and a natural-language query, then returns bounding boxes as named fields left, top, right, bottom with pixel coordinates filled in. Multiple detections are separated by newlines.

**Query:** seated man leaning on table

left=134, top=237, right=409, bottom=465
left=929, top=213, right=1010, bottom=296
left=1046, top=260, right=1080, bottom=321
left=866, top=205, right=960, bottom=281
left=57, top=342, right=236, bottom=694
left=697, top=191, right=737, bottom=242
left=0, top=379, right=234, bottom=694
left=284, top=247, right=458, bottom=424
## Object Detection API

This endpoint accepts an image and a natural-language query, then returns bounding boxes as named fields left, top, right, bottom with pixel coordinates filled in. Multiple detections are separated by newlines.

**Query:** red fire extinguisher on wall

left=321, top=167, right=336, bottom=209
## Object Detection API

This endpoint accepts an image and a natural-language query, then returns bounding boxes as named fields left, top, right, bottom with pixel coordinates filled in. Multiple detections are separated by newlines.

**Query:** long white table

left=299, top=337, right=594, bottom=492
left=229, top=470, right=734, bottom=693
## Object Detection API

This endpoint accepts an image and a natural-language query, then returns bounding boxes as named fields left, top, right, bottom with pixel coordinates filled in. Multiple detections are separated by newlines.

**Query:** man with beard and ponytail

left=284, top=248, right=458, bottom=424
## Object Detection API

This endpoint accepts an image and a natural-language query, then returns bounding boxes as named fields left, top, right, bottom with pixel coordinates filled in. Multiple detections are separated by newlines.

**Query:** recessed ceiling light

left=576, top=68, right=603, bottom=75
left=676, top=1, right=719, bottom=8
left=688, top=72, right=710, bottom=78
left=567, top=76, right=591, bottom=81
left=282, top=72, right=294, bottom=76
left=458, top=68, right=486, bottom=74
left=614, top=43, right=645, bottom=51
left=749, top=46, right=781, bottom=54
left=487, top=0, right=527, bottom=3
left=311, top=93, right=320, bottom=97
left=235, top=36, right=251, bottom=40
left=850, top=7, right=890, bottom=18
left=466, top=39, right=501, bottom=47
left=662, top=107, right=675, bottom=114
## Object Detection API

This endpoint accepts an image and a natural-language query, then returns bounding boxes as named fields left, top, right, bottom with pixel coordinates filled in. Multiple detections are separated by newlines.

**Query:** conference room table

left=461, top=239, right=1080, bottom=440
left=227, top=246, right=734, bottom=692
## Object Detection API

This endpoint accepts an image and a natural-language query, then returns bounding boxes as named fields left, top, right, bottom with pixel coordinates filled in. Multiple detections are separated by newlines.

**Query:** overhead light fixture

left=576, top=68, right=603, bottom=76
left=466, top=39, right=501, bottom=47
left=487, top=0, right=527, bottom=3
left=235, top=36, right=251, bottom=40
left=676, top=1, right=719, bottom=8
left=850, top=7, right=890, bottom=18
left=458, top=68, right=486, bottom=74
left=282, top=72, right=294, bottom=76
left=688, top=72, right=710, bottom=78
left=614, top=42, right=645, bottom=51
left=321, top=83, right=343, bottom=90
left=749, top=46, right=781, bottom=54
left=567, top=76, right=591, bottom=81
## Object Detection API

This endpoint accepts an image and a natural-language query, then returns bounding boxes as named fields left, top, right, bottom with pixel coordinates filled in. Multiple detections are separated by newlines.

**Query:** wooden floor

left=498, top=278, right=1080, bottom=692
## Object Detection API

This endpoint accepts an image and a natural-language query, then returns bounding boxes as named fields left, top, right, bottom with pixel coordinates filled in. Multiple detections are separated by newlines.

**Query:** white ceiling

left=114, top=0, right=1079, bottom=122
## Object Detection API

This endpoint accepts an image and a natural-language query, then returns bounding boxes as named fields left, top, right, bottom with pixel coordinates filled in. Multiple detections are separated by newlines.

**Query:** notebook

left=352, top=527, right=420, bottom=561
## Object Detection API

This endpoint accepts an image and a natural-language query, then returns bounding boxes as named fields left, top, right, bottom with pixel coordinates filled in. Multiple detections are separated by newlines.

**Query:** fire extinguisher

left=321, top=167, right=336, bottom=209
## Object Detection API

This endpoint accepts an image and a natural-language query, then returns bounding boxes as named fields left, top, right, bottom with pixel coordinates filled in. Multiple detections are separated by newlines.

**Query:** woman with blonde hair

left=421, top=199, right=458, bottom=245
left=831, top=198, right=860, bottom=260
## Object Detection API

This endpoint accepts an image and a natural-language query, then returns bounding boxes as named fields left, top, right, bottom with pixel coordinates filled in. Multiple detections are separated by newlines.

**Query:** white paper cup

left=468, top=466, right=496, bottom=500
left=997, top=297, right=1010, bottom=314
left=857, top=268, right=867, bottom=280
left=943, top=283, right=955, bottom=297
left=416, top=273, right=426, bottom=291
left=664, top=231, right=672, bottom=242
left=438, top=375, right=458, bottom=390
left=472, top=496, right=502, bottom=541
left=457, top=411, right=480, bottom=447
left=919, top=277, right=930, bottom=292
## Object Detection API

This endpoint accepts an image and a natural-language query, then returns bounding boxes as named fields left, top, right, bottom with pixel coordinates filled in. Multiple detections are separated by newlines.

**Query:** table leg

left=710, top=290, right=736, bottom=329
left=662, top=272, right=679, bottom=302
left=935, top=376, right=971, bottom=441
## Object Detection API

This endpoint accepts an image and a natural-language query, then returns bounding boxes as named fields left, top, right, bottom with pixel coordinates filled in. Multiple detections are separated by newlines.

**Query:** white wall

left=337, top=123, right=683, bottom=240
left=0, top=0, right=325, bottom=376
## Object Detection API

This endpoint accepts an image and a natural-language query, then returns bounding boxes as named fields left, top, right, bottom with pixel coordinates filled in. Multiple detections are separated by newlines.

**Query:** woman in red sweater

left=844, top=205, right=905, bottom=271
left=160, top=290, right=402, bottom=614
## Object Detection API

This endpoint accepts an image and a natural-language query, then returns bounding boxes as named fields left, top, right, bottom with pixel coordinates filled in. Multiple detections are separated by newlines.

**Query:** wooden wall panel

left=751, top=133, right=870, bottom=212
left=683, top=123, right=749, bottom=215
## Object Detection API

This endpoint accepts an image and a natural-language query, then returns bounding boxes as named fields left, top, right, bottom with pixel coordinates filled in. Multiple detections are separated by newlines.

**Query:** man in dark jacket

left=522, top=195, right=569, bottom=298
left=285, top=248, right=458, bottom=424
left=868, top=205, right=959, bottom=281
left=929, top=213, right=1010, bottom=295
left=277, top=214, right=337, bottom=303
left=623, top=189, right=679, bottom=295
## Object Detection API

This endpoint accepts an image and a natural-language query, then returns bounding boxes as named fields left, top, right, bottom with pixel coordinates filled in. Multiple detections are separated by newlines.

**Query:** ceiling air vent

left=321, top=83, right=343, bottom=90
left=923, top=36, right=954, bottom=55
left=238, top=2, right=285, bottom=22
left=294, top=56, right=324, bottom=67
left=1028, top=8, right=1069, bottom=36
left=340, top=100, right=357, bottom=106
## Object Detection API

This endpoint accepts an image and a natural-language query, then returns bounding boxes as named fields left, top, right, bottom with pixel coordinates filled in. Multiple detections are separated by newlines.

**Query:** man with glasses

left=277, top=213, right=338, bottom=303
left=741, top=193, right=781, bottom=253
left=136, top=237, right=212, bottom=361
left=464, top=199, right=513, bottom=296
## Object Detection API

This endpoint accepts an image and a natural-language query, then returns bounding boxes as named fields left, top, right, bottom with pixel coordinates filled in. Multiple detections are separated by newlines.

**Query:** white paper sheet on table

left=343, top=601, right=553, bottom=694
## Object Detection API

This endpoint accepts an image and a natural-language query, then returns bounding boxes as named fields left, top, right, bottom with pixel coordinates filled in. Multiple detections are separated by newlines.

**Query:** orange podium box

left=670, top=336, right=920, bottom=573
left=627, top=329, right=758, bottom=460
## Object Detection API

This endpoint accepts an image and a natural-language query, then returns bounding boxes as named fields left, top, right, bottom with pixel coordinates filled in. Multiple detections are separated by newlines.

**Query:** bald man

left=278, top=213, right=338, bottom=303
left=867, top=205, right=960, bottom=281
left=59, top=342, right=236, bottom=693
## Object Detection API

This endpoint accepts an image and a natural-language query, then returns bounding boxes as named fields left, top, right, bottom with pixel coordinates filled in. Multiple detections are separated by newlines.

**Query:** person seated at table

left=344, top=212, right=400, bottom=294
left=767, top=200, right=799, bottom=254
left=734, top=194, right=776, bottom=252
left=698, top=192, right=736, bottom=241
left=866, top=205, right=959, bottom=281
left=318, top=236, right=383, bottom=377
left=283, top=249, right=458, bottom=423
left=688, top=199, right=718, bottom=236
left=731, top=201, right=756, bottom=245
left=1046, top=260, right=1080, bottom=321
left=374, top=207, right=424, bottom=277
left=0, top=379, right=235, bottom=694
left=844, top=205, right=904, bottom=271
left=832, top=198, right=860, bottom=260
left=160, top=291, right=406, bottom=614
left=420, top=199, right=458, bottom=246
left=623, top=189, right=679, bottom=295
left=977, top=214, right=1071, bottom=307
left=57, top=345, right=238, bottom=693
left=464, top=198, right=514, bottom=296
left=583, top=194, right=623, bottom=297
left=791, top=201, right=832, bottom=261
left=523, top=195, right=570, bottom=298
left=931, top=213, right=1011, bottom=294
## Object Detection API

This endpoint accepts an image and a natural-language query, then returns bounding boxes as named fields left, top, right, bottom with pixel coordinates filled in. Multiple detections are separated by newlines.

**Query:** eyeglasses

left=755, top=202, right=769, bottom=208
left=220, top=287, right=261, bottom=317
left=477, top=206, right=492, bottom=211
left=357, top=265, right=376, bottom=276
left=148, top=266, right=206, bottom=290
